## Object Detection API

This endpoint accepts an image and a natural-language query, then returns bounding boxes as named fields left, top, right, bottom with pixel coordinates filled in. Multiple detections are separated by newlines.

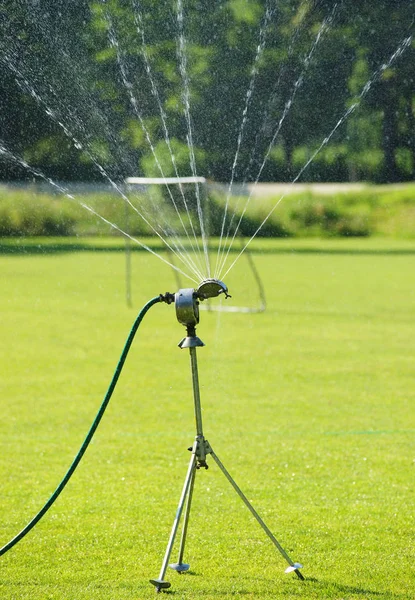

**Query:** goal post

left=123, top=176, right=266, bottom=313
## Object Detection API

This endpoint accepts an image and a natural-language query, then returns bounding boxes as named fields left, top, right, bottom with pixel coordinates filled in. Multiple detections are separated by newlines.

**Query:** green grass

left=1, top=238, right=414, bottom=599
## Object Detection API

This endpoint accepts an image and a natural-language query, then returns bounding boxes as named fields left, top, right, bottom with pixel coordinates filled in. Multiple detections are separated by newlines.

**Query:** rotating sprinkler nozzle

left=196, top=279, right=230, bottom=300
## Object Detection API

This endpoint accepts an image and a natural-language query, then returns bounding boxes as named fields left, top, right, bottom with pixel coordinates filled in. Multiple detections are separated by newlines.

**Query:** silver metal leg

left=169, top=461, right=196, bottom=572
left=150, top=327, right=304, bottom=592
left=149, top=451, right=197, bottom=592
left=210, top=449, right=304, bottom=580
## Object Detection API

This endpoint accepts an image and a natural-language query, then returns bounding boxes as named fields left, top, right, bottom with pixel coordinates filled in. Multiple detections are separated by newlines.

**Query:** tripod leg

left=210, top=450, right=304, bottom=580
left=169, top=462, right=196, bottom=572
left=150, top=453, right=197, bottom=592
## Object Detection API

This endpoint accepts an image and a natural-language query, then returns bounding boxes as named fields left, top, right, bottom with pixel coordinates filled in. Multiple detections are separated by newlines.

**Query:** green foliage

left=211, top=183, right=415, bottom=238
left=1, top=1, right=414, bottom=184
left=140, top=138, right=207, bottom=178
left=1, top=183, right=414, bottom=239
left=0, top=188, right=152, bottom=237
left=228, top=0, right=263, bottom=25
left=0, top=190, right=77, bottom=236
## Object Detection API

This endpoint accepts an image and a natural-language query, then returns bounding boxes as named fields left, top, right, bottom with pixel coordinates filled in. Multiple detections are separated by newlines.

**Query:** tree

left=0, top=0, right=413, bottom=183
left=348, top=0, right=415, bottom=182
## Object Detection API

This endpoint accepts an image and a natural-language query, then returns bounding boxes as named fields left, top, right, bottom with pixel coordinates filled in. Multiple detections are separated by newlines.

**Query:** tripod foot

left=169, top=562, right=190, bottom=572
left=149, top=579, right=171, bottom=592
left=285, top=562, right=304, bottom=579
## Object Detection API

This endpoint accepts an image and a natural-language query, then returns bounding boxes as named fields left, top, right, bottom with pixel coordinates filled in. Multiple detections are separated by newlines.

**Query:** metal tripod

left=149, top=322, right=304, bottom=592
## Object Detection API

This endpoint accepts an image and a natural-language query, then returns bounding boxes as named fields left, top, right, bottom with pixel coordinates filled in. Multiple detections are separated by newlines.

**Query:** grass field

left=0, top=237, right=414, bottom=599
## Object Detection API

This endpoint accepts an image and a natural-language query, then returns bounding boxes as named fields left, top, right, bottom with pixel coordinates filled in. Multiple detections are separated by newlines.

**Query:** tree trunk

left=405, top=91, right=415, bottom=179
left=284, top=136, right=295, bottom=182
left=381, top=78, right=400, bottom=182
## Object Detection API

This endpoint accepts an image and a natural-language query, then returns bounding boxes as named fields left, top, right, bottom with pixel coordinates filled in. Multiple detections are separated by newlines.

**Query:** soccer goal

left=124, top=176, right=266, bottom=313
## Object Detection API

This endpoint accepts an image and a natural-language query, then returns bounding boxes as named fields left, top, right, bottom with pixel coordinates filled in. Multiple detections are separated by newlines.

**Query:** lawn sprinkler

left=150, top=278, right=304, bottom=592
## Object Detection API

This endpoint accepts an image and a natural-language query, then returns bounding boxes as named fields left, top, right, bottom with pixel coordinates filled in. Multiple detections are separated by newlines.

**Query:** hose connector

left=159, top=292, right=175, bottom=305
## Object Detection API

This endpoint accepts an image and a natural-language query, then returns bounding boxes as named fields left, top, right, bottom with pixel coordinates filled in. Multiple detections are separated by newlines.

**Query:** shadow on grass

left=1, top=239, right=415, bottom=256
left=154, top=574, right=405, bottom=598
left=0, top=241, right=147, bottom=255
left=163, top=577, right=408, bottom=600
left=303, top=577, right=406, bottom=599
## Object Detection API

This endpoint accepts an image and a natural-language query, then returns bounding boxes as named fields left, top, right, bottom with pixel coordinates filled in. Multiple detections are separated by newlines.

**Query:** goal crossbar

left=123, top=176, right=266, bottom=313
left=125, top=176, right=207, bottom=185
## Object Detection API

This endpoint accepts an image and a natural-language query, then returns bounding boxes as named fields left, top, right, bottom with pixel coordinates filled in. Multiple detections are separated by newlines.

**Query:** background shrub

left=0, top=183, right=414, bottom=239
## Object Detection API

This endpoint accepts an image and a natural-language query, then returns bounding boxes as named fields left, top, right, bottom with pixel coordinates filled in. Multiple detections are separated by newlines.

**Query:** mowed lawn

left=0, top=238, right=414, bottom=599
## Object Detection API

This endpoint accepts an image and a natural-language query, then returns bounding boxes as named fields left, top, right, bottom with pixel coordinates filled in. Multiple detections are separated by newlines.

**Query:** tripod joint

left=188, top=436, right=212, bottom=469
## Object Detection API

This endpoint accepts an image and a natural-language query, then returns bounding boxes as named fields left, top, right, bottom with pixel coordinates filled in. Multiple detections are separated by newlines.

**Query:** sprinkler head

left=175, top=288, right=199, bottom=327
left=174, top=280, right=230, bottom=349
left=196, top=279, right=230, bottom=300
left=175, top=288, right=204, bottom=348
left=175, top=279, right=230, bottom=328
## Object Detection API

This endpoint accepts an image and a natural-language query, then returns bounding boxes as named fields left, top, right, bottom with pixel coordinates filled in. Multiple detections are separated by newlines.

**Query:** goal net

left=124, top=176, right=266, bottom=313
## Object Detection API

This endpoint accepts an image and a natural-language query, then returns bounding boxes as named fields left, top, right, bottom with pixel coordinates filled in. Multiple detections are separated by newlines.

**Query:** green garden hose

left=0, top=294, right=164, bottom=557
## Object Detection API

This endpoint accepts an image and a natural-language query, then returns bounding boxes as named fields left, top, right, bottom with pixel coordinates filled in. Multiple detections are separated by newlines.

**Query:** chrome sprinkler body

left=174, top=279, right=229, bottom=348
left=174, top=279, right=229, bottom=325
